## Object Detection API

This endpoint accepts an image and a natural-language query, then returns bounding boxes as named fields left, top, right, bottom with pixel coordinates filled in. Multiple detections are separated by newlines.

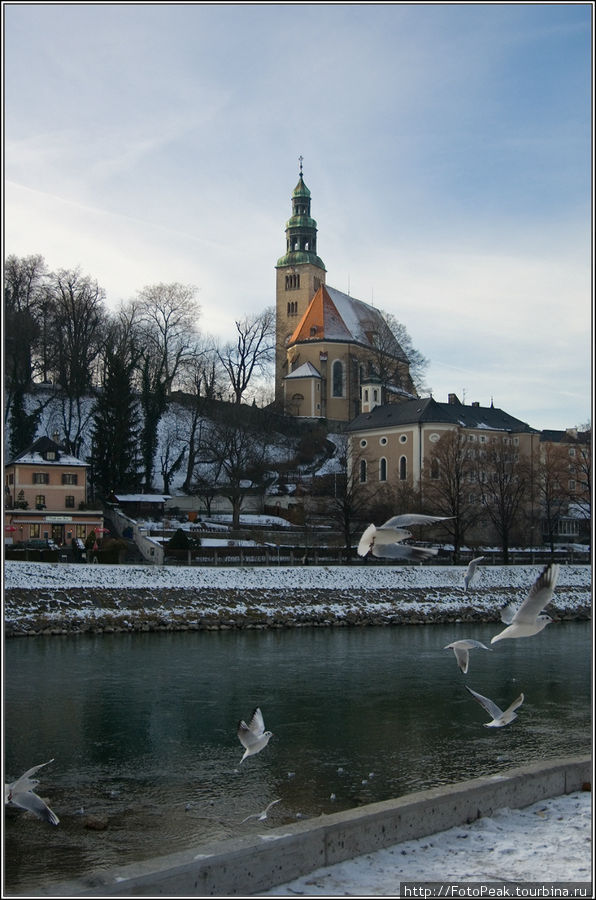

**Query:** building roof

left=347, top=397, right=538, bottom=434
left=288, top=284, right=408, bottom=361
left=284, top=361, right=322, bottom=379
left=6, top=436, right=87, bottom=467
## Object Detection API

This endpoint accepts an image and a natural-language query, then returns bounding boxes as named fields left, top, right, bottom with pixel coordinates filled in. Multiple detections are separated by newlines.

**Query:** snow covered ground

left=259, top=791, right=592, bottom=896
left=4, top=560, right=590, bottom=594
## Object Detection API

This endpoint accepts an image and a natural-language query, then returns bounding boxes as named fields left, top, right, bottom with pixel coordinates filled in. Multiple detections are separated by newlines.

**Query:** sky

left=3, top=2, right=593, bottom=431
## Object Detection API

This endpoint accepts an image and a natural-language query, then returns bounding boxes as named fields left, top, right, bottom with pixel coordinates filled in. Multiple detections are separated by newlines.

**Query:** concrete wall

left=35, top=755, right=591, bottom=898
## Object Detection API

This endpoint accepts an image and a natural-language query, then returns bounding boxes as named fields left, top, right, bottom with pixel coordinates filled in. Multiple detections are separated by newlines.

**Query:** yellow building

left=275, top=166, right=416, bottom=423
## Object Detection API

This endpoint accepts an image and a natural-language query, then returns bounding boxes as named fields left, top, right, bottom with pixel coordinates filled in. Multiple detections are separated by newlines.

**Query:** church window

left=373, top=389, right=378, bottom=402
left=364, top=389, right=369, bottom=402
left=360, top=439, right=367, bottom=448
left=430, top=458, right=440, bottom=480
left=399, top=456, right=407, bottom=481
left=379, top=458, right=387, bottom=482
left=359, top=459, right=367, bottom=483
left=332, top=361, right=343, bottom=397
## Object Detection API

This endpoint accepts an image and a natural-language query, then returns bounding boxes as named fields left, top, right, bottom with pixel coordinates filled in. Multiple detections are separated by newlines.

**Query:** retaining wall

left=34, top=755, right=591, bottom=898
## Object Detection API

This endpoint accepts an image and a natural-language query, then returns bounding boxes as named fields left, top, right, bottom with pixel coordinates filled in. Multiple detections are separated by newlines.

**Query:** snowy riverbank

left=259, top=790, right=592, bottom=895
left=4, top=561, right=591, bottom=636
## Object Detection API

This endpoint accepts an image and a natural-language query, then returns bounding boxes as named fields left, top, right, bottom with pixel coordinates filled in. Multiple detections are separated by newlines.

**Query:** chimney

left=472, top=401, right=480, bottom=407
left=448, top=393, right=461, bottom=406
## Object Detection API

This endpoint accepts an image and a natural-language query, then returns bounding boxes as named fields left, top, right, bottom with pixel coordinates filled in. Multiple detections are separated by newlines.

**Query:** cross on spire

left=299, top=155, right=303, bottom=176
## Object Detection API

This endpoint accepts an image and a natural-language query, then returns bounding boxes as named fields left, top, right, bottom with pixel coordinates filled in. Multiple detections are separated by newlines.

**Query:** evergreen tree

left=90, top=347, right=141, bottom=496
left=8, top=388, right=41, bottom=458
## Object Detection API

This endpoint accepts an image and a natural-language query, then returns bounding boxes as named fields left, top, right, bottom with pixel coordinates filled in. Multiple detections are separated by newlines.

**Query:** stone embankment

left=4, top=582, right=591, bottom=636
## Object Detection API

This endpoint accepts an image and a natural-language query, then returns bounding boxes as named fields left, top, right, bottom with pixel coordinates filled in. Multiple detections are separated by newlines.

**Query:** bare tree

left=135, top=282, right=201, bottom=392
left=476, top=436, right=529, bottom=563
left=40, top=268, right=108, bottom=456
left=216, top=308, right=276, bottom=405
left=534, top=441, right=575, bottom=554
left=179, top=343, right=225, bottom=493
left=200, top=411, right=269, bottom=529
left=134, top=283, right=201, bottom=488
left=378, top=311, right=429, bottom=395
left=421, top=429, right=482, bottom=562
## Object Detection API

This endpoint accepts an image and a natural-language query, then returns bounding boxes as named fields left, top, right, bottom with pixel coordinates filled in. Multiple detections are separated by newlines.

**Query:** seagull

left=491, top=563, right=559, bottom=644
left=465, top=686, right=524, bottom=728
left=444, top=639, right=492, bottom=674
left=240, top=799, right=281, bottom=823
left=237, top=707, right=273, bottom=763
left=5, top=759, right=59, bottom=825
left=357, top=514, right=453, bottom=560
left=463, top=556, right=485, bottom=591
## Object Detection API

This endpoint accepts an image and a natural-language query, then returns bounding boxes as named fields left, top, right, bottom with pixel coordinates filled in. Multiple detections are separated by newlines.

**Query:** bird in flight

left=240, top=798, right=282, bottom=823
left=491, top=563, right=559, bottom=644
left=5, top=759, right=60, bottom=825
left=465, top=686, right=524, bottom=728
left=237, top=707, right=273, bottom=763
left=444, top=639, right=492, bottom=674
left=357, top=514, right=453, bottom=561
left=463, top=556, right=485, bottom=591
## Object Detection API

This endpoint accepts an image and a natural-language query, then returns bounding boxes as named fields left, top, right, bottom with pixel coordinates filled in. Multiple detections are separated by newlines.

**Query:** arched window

left=379, top=458, right=387, bottom=482
left=359, top=459, right=367, bottom=483
left=431, top=458, right=440, bottom=480
left=399, top=456, right=407, bottom=481
left=332, top=361, right=343, bottom=397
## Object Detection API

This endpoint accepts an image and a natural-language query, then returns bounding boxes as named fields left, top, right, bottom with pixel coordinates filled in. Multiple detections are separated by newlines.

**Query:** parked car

left=19, top=539, right=59, bottom=550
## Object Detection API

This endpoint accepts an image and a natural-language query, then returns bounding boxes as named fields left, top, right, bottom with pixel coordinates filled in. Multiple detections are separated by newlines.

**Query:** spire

left=276, top=161, right=325, bottom=270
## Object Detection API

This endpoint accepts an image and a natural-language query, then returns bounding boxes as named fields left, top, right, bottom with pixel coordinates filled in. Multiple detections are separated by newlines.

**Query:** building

left=275, top=164, right=417, bottom=423
left=347, top=392, right=539, bottom=487
left=346, top=393, right=590, bottom=547
left=4, top=435, right=104, bottom=547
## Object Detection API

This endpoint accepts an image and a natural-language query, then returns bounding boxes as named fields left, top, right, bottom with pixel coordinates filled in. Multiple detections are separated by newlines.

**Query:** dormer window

left=45, top=450, right=57, bottom=460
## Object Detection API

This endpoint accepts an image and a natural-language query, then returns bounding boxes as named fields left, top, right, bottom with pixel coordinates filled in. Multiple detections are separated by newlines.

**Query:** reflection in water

left=4, top=621, right=591, bottom=893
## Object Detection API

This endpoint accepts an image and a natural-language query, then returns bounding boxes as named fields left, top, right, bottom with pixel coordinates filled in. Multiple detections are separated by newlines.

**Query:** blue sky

left=3, top=3, right=592, bottom=430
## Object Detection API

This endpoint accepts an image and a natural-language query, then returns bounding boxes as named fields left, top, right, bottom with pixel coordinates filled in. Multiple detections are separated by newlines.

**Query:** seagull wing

left=372, top=543, right=438, bottom=560
left=504, top=693, right=525, bottom=717
left=465, top=686, right=504, bottom=720
left=512, top=564, right=560, bottom=625
left=453, top=645, right=470, bottom=673
left=466, top=557, right=485, bottom=577
left=374, top=525, right=412, bottom=544
left=10, top=790, right=59, bottom=825
left=264, top=799, right=282, bottom=813
left=247, top=707, right=266, bottom=736
left=357, top=524, right=377, bottom=556
left=382, top=514, right=453, bottom=529
left=8, top=760, right=55, bottom=796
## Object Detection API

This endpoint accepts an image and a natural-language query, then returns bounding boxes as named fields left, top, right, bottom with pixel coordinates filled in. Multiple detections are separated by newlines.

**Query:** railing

left=163, top=546, right=590, bottom=567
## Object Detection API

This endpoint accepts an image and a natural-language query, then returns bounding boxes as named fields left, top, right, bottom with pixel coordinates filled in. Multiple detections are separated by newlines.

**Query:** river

left=4, top=621, right=591, bottom=894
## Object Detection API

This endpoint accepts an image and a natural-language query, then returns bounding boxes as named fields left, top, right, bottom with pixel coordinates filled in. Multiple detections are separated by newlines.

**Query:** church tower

left=275, top=160, right=326, bottom=405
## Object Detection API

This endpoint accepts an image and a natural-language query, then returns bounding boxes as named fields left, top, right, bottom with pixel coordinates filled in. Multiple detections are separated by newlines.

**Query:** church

left=275, top=164, right=417, bottom=424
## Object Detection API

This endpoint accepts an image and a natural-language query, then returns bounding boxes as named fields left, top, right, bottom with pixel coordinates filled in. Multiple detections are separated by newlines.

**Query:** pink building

left=4, top=436, right=103, bottom=547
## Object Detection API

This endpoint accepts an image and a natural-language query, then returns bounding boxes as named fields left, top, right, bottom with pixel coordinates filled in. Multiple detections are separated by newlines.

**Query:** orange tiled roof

left=289, top=285, right=353, bottom=344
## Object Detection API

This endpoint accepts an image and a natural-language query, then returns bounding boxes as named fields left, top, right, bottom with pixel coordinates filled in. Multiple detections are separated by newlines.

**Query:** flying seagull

left=237, top=707, right=273, bottom=763
left=357, top=514, right=453, bottom=561
left=5, top=759, right=60, bottom=825
left=465, top=686, right=524, bottom=728
left=463, top=556, right=485, bottom=591
left=444, top=639, right=492, bottom=674
left=491, top=563, right=559, bottom=644
left=240, top=798, right=281, bottom=823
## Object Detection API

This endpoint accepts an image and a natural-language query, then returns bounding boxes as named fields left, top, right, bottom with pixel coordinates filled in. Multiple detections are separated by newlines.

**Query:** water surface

left=4, top=622, right=591, bottom=894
